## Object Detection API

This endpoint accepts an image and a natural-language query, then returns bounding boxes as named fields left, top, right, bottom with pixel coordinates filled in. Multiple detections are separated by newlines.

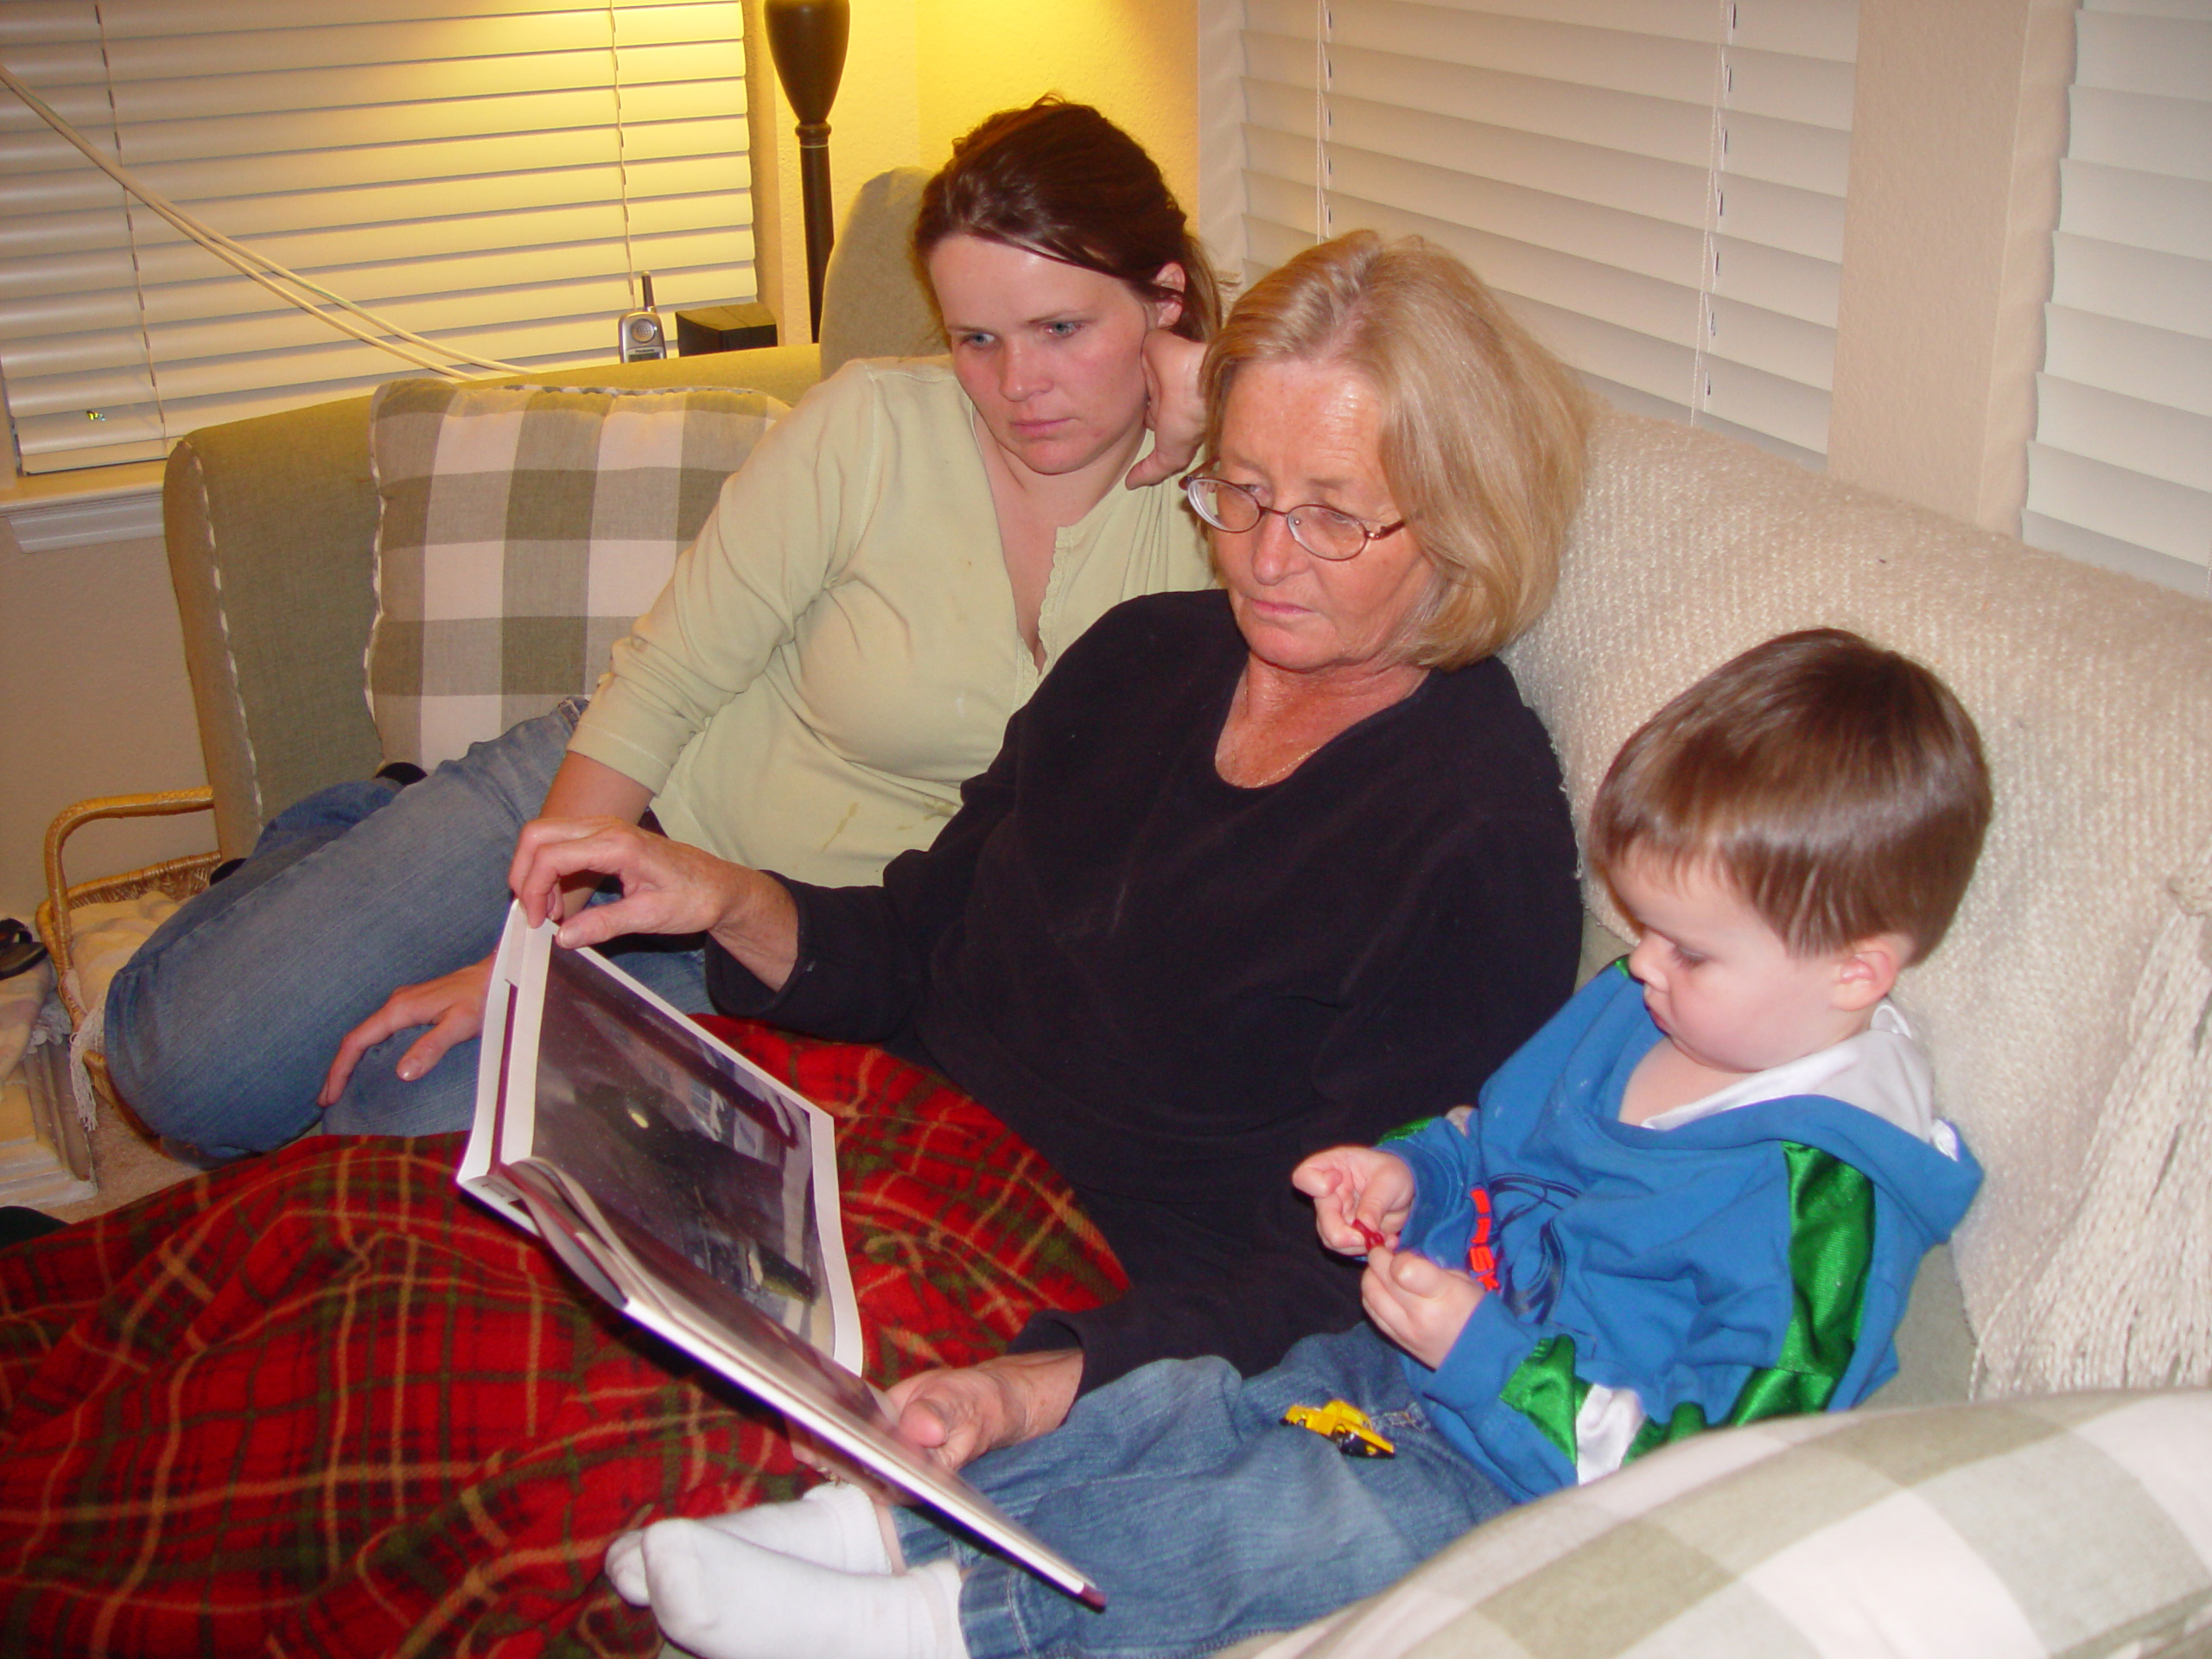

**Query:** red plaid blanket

left=0, top=1022, right=1124, bottom=1657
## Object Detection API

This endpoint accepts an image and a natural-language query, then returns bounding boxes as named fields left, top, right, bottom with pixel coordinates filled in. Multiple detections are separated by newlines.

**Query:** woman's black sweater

left=709, top=589, right=1580, bottom=1390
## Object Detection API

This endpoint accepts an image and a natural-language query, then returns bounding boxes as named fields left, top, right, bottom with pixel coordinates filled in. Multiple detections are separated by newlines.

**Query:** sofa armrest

left=165, top=397, right=384, bottom=857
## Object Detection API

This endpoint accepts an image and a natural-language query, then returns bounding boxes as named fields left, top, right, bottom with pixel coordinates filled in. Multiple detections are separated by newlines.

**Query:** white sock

left=607, top=1483, right=894, bottom=1603
left=622, top=1523, right=968, bottom=1659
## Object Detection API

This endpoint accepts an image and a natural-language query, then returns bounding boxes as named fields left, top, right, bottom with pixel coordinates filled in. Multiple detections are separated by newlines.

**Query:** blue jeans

left=893, top=1327, right=1515, bottom=1658
left=104, top=702, right=711, bottom=1157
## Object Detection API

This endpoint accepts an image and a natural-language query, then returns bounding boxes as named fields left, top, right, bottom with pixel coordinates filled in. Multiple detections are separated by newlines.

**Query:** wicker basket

left=34, top=788, right=219, bottom=1117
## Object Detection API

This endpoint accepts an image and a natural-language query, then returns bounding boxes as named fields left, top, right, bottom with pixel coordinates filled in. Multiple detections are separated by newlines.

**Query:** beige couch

left=156, top=172, right=2212, bottom=1654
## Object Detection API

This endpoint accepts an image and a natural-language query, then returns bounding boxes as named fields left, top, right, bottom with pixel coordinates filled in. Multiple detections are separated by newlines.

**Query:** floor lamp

left=764, top=0, right=850, bottom=341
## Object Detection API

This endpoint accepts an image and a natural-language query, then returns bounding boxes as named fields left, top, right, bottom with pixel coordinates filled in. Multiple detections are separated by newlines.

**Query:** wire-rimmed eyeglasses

left=1182, top=474, right=1407, bottom=562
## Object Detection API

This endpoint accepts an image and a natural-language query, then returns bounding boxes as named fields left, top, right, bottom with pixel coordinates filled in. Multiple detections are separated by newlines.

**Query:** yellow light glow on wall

left=914, top=0, right=1196, bottom=207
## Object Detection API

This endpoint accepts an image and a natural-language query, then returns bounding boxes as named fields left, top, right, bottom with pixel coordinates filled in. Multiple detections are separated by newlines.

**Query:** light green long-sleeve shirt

left=567, top=357, right=1215, bottom=887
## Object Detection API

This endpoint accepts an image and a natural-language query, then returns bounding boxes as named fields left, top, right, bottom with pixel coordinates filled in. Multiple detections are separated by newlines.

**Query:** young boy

left=607, top=627, right=1993, bottom=1659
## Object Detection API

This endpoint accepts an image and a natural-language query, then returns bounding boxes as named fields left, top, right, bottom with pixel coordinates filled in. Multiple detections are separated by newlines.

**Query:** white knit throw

left=1974, top=836, right=2212, bottom=1391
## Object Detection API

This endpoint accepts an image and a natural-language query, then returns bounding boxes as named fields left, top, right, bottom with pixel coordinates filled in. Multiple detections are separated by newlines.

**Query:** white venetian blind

left=0, top=0, right=753, bottom=474
left=2023, top=0, right=2211, bottom=591
left=1237, top=0, right=1858, bottom=467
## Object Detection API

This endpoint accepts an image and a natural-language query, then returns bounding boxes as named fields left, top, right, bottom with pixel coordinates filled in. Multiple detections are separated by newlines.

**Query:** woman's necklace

left=1217, top=700, right=1325, bottom=788
left=1235, top=740, right=1319, bottom=789
left=1217, top=658, right=1429, bottom=789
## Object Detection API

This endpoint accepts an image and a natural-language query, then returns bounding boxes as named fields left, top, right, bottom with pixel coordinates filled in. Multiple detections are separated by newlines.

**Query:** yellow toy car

left=1282, top=1399, right=1395, bottom=1457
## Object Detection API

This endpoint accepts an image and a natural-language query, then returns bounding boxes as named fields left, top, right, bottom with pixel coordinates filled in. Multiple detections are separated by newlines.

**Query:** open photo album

left=457, top=905, right=1103, bottom=1606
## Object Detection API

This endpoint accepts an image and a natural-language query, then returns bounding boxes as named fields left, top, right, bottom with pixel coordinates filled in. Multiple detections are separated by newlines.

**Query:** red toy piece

left=1465, top=1185, right=1500, bottom=1293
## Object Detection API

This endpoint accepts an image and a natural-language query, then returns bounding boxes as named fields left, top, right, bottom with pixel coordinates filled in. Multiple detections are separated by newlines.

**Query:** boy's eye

left=956, top=331, right=994, bottom=349
left=1045, top=319, right=1081, bottom=338
left=1672, top=945, right=1707, bottom=969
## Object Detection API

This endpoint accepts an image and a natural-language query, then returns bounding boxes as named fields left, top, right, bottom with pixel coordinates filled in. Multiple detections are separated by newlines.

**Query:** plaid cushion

left=0, top=1020, right=1122, bottom=1657
left=1232, top=1391, right=2212, bottom=1659
left=366, top=379, right=786, bottom=769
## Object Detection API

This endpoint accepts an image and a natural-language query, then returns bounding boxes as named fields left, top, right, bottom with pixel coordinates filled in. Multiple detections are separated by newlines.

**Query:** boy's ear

left=1833, top=934, right=1911, bottom=1012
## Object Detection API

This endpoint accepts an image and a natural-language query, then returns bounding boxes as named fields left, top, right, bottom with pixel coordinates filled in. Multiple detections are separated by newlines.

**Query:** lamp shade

left=765, top=0, right=848, bottom=124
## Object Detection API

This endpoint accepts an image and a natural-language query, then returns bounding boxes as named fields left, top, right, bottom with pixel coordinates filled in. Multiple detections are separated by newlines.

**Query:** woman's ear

left=1148, top=262, right=1188, bottom=332
left=1833, top=934, right=1911, bottom=1012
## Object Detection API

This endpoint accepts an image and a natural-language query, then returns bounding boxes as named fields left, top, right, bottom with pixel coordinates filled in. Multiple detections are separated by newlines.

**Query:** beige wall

left=0, top=527, right=211, bottom=920
left=914, top=0, right=1198, bottom=207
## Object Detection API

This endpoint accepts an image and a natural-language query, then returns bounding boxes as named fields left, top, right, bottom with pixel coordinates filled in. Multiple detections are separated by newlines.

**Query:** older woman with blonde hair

left=1194, top=228, right=1586, bottom=674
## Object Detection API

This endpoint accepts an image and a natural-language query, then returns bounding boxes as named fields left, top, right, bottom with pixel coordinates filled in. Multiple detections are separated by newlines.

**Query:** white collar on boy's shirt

left=1636, top=1001, right=1959, bottom=1157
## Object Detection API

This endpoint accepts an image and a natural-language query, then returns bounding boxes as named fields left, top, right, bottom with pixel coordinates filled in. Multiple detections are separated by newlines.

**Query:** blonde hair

left=1201, top=232, right=1589, bottom=667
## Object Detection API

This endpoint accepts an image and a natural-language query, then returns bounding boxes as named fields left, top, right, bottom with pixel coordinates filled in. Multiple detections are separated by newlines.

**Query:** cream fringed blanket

left=1504, top=410, right=2212, bottom=1395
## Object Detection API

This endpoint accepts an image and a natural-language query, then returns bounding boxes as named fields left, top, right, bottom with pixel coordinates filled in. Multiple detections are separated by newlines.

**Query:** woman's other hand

left=319, top=958, right=494, bottom=1106
left=1122, top=327, right=1206, bottom=489
left=883, top=1349, right=1084, bottom=1473
left=510, top=817, right=731, bottom=939
left=505, top=817, right=799, bottom=990
left=1294, top=1145, right=1416, bottom=1255
left=1360, top=1244, right=1484, bottom=1370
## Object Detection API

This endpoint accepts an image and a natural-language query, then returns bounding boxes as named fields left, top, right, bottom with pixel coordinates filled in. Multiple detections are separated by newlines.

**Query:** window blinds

left=1237, top=0, right=1858, bottom=467
left=2023, top=0, right=2210, bottom=588
left=0, top=0, right=753, bottom=474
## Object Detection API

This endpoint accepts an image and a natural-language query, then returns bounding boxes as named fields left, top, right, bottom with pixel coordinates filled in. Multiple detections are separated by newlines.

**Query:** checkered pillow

left=365, top=379, right=785, bottom=769
left=1231, top=1391, right=2212, bottom=1659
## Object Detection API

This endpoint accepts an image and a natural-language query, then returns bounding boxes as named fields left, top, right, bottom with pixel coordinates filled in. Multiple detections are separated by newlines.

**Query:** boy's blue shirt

left=1391, top=964, right=1984, bottom=1503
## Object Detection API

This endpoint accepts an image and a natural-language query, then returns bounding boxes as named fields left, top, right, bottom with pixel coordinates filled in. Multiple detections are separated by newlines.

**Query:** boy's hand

left=1361, top=1245, right=1484, bottom=1370
left=1294, top=1146, right=1416, bottom=1255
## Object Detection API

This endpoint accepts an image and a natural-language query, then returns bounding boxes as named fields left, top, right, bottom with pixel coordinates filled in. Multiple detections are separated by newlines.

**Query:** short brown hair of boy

left=1587, top=628, right=1992, bottom=963
left=1198, top=231, right=1590, bottom=670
